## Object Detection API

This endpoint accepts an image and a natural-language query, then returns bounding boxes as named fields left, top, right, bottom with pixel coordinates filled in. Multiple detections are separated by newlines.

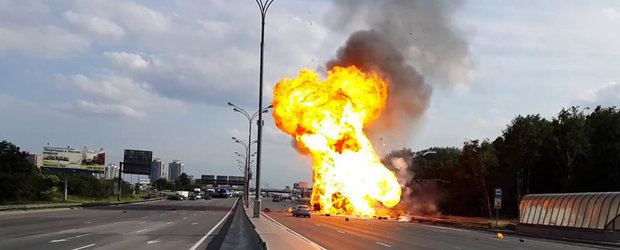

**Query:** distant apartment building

left=168, top=160, right=183, bottom=181
left=95, top=164, right=119, bottom=180
left=26, top=154, right=43, bottom=168
left=150, top=158, right=166, bottom=183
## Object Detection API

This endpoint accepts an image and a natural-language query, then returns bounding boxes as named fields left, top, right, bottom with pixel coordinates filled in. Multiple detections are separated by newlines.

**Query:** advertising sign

left=123, top=149, right=152, bottom=175
left=139, top=178, right=150, bottom=184
left=298, top=181, right=308, bottom=189
left=42, top=147, right=105, bottom=173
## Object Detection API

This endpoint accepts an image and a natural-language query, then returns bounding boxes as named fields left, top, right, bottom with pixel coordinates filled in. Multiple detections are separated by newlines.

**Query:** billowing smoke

left=382, top=150, right=445, bottom=216
left=325, top=0, right=470, bottom=150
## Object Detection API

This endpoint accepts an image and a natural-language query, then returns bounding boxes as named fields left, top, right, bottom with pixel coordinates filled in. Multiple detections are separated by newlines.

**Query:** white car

left=292, top=205, right=311, bottom=218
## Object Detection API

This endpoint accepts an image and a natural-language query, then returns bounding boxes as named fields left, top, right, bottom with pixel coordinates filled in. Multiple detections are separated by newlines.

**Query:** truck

left=176, top=191, right=189, bottom=199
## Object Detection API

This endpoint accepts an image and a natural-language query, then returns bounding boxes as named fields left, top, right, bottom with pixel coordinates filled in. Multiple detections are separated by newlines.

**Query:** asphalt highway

left=261, top=200, right=607, bottom=250
left=0, top=198, right=237, bottom=250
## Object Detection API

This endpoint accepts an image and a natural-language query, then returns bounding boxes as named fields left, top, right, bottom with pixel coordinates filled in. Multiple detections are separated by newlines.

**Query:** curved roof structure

left=519, top=192, right=620, bottom=230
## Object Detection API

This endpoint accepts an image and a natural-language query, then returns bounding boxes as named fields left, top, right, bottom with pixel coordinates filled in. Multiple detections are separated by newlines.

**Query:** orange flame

left=272, top=66, right=401, bottom=216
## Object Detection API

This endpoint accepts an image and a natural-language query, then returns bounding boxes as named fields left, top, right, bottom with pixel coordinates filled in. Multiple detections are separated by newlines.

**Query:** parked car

left=195, top=194, right=202, bottom=199
left=292, top=205, right=311, bottom=218
left=203, top=194, right=211, bottom=200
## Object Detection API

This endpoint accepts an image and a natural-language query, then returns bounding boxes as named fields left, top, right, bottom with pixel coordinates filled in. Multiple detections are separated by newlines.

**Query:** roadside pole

left=63, top=174, right=68, bottom=201
left=494, top=188, right=502, bottom=228
left=117, top=162, right=123, bottom=201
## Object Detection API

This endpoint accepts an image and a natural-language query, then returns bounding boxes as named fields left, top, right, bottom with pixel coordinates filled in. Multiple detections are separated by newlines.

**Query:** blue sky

left=1, top=0, right=619, bottom=188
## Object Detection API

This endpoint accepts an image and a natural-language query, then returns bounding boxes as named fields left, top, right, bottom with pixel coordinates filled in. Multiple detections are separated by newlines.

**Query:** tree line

left=0, top=138, right=201, bottom=205
left=386, top=106, right=620, bottom=218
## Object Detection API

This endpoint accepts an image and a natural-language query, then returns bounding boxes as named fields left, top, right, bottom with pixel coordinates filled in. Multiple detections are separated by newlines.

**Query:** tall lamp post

left=228, top=102, right=272, bottom=208
left=254, top=0, right=275, bottom=218
left=232, top=138, right=250, bottom=206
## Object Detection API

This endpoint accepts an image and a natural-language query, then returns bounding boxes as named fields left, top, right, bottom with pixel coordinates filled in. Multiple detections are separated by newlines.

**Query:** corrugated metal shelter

left=518, top=192, right=620, bottom=241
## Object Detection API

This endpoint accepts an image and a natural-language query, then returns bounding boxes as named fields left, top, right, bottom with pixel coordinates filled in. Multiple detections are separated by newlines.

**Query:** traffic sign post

left=494, top=188, right=502, bottom=228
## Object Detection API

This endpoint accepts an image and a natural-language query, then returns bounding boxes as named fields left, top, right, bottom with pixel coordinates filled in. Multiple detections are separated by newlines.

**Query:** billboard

left=216, top=175, right=228, bottom=185
left=42, top=147, right=105, bottom=173
left=123, top=149, right=152, bottom=175
left=229, top=176, right=244, bottom=186
left=201, top=175, right=216, bottom=185
left=298, top=181, right=308, bottom=189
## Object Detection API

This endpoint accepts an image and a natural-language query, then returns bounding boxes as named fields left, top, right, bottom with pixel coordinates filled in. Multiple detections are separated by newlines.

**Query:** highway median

left=0, top=197, right=166, bottom=212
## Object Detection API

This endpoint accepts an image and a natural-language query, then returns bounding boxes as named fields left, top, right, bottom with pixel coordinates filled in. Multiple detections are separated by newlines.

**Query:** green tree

left=174, top=173, right=192, bottom=191
left=496, top=114, right=551, bottom=198
left=576, top=106, right=620, bottom=191
left=0, top=140, right=53, bottom=204
left=549, top=107, right=589, bottom=191
left=153, top=178, right=173, bottom=191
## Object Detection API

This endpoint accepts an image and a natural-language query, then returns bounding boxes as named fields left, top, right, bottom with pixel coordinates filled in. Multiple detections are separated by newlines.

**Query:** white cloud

left=578, top=81, right=620, bottom=107
left=63, top=11, right=125, bottom=39
left=603, top=8, right=619, bottom=21
left=104, top=52, right=148, bottom=71
left=61, top=73, right=184, bottom=118
left=67, top=100, right=142, bottom=118
left=0, top=25, right=90, bottom=57
left=116, top=2, right=171, bottom=34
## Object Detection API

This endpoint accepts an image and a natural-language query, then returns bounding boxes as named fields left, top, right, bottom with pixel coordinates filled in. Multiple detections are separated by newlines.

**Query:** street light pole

left=254, top=0, right=274, bottom=218
left=228, top=101, right=272, bottom=209
left=232, top=137, right=249, bottom=206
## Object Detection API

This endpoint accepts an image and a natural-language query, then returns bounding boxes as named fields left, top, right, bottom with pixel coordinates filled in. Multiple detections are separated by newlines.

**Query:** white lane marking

left=138, top=222, right=147, bottom=224
left=376, top=242, right=392, bottom=248
left=147, top=240, right=161, bottom=244
left=72, top=243, right=95, bottom=250
left=191, top=222, right=198, bottom=225
left=188, top=198, right=238, bottom=250
left=136, top=229, right=147, bottom=233
left=183, top=217, right=187, bottom=220
left=57, top=229, right=77, bottom=234
left=50, top=233, right=90, bottom=243
left=261, top=212, right=327, bottom=250
left=141, top=216, right=148, bottom=219
left=337, top=230, right=345, bottom=234
left=166, top=221, right=173, bottom=224
left=315, top=223, right=321, bottom=227
left=83, top=221, right=92, bottom=224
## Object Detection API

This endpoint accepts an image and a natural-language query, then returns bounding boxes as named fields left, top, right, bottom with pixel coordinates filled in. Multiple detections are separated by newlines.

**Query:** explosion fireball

left=272, top=66, right=401, bottom=216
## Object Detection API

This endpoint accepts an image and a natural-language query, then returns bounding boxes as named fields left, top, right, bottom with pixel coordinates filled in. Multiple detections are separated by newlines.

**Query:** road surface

left=261, top=200, right=606, bottom=250
left=0, top=198, right=237, bottom=250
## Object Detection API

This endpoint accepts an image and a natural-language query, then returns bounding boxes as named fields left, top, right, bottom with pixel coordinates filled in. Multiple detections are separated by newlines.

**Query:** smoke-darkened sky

left=1, top=0, right=619, bottom=188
